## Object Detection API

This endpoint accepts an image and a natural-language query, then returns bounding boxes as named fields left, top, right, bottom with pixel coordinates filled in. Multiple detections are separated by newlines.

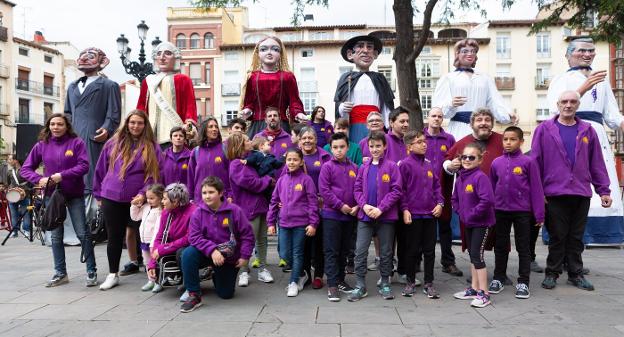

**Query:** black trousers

left=101, top=198, right=132, bottom=273
left=402, top=218, right=436, bottom=284
left=544, top=195, right=590, bottom=278
left=437, top=217, right=456, bottom=267
left=322, top=218, right=354, bottom=287
left=465, top=227, right=489, bottom=269
left=530, top=217, right=541, bottom=261
left=396, top=217, right=406, bottom=275
left=304, top=221, right=324, bottom=279
left=493, top=211, right=532, bottom=285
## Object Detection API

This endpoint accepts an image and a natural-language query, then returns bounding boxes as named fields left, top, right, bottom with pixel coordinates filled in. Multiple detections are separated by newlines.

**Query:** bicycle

left=2, top=187, right=46, bottom=246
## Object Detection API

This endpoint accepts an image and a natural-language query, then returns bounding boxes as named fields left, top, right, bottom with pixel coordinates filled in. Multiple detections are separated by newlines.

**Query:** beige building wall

left=0, top=0, right=15, bottom=154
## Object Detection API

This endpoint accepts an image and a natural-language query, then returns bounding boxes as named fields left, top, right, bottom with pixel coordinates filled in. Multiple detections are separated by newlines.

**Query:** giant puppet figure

left=137, top=42, right=197, bottom=146
left=432, top=39, right=516, bottom=139
left=334, top=34, right=394, bottom=144
left=547, top=38, right=624, bottom=245
left=240, top=36, right=306, bottom=137
left=65, top=47, right=121, bottom=196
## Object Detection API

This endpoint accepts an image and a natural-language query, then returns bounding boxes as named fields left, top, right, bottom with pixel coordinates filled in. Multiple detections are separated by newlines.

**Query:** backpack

left=41, top=185, right=66, bottom=231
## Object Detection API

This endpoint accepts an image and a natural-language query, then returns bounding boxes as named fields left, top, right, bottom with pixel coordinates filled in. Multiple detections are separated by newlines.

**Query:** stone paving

left=0, top=234, right=623, bottom=337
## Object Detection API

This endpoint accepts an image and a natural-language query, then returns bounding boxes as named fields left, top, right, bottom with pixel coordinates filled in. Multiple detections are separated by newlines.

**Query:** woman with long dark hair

left=307, top=106, right=334, bottom=148
left=22, top=113, right=95, bottom=287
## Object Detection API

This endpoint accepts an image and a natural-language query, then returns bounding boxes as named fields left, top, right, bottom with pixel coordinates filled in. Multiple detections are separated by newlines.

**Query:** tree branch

left=407, top=0, right=438, bottom=63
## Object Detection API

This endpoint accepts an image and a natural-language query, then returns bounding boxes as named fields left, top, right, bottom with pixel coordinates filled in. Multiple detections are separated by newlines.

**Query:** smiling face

left=460, top=147, right=482, bottom=170
left=49, top=117, right=68, bottom=138
left=347, top=40, right=378, bottom=71
left=285, top=151, right=303, bottom=172
left=127, top=114, right=146, bottom=138
left=258, top=38, right=281, bottom=71
left=456, top=47, right=477, bottom=68
left=299, top=131, right=317, bottom=154
left=205, top=120, right=220, bottom=141
left=366, top=114, right=384, bottom=132
left=368, top=139, right=386, bottom=160
left=470, top=114, right=493, bottom=140
left=567, top=41, right=596, bottom=68
left=77, top=48, right=108, bottom=74
left=391, top=112, right=409, bottom=137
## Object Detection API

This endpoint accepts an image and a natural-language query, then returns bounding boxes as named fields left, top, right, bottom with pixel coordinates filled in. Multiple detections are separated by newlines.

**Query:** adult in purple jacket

left=160, top=126, right=191, bottom=188
left=188, top=117, right=231, bottom=203
left=227, top=132, right=275, bottom=286
left=532, top=90, right=612, bottom=291
left=93, top=110, right=161, bottom=290
left=22, top=113, right=96, bottom=288
left=254, top=107, right=293, bottom=159
left=307, top=106, right=334, bottom=148
left=180, top=176, right=254, bottom=313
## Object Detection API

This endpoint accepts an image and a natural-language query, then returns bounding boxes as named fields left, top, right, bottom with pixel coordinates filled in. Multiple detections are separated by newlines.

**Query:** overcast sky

left=11, top=0, right=538, bottom=83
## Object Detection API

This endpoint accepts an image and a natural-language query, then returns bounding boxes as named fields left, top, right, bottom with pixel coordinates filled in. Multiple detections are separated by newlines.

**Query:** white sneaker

left=258, top=268, right=274, bottom=283
left=238, top=271, right=250, bottom=287
left=297, top=270, right=309, bottom=291
left=141, top=280, right=155, bottom=291
left=287, top=282, right=299, bottom=297
left=152, top=283, right=163, bottom=293
left=179, top=290, right=190, bottom=302
left=99, top=273, right=119, bottom=291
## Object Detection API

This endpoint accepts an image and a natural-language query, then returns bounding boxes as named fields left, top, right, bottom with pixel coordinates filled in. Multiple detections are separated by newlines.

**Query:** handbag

left=41, top=181, right=66, bottom=232
left=215, top=213, right=237, bottom=258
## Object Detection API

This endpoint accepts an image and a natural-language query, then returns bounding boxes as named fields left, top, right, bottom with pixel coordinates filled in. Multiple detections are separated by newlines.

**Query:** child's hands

left=432, top=205, right=443, bottom=218
left=340, top=204, right=353, bottom=215
left=403, top=210, right=412, bottom=224
left=349, top=205, right=359, bottom=216
left=369, top=207, right=382, bottom=219
left=211, top=249, right=225, bottom=266
left=267, top=226, right=276, bottom=235
left=363, top=204, right=374, bottom=217
left=131, top=194, right=145, bottom=206
left=305, top=225, right=316, bottom=236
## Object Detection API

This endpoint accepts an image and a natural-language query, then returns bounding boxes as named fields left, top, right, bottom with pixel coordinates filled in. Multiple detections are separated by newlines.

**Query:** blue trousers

left=50, top=197, right=96, bottom=275
left=181, top=246, right=238, bottom=298
left=279, top=226, right=306, bottom=284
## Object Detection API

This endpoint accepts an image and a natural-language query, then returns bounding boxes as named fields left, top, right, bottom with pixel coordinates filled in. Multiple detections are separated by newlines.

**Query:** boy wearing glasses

left=488, top=126, right=544, bottom=299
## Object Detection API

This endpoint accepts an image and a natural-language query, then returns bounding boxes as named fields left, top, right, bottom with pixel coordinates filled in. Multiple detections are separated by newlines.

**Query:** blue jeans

left=181, top=246, right=238, bottom=298
left=49, top=197, right=96, bottom=275
left=9, top=198, right=31, bottom=232
left=278, top=226, right=306, bottom=284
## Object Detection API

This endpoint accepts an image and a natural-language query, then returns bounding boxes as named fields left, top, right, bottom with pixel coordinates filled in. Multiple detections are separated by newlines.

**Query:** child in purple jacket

left=489, top=126, right=545, bottom=299
left=267, top=148, right=319, bottom=297
left=180, top=177, right=255, bottom=313
left=398, top=130, right=443, bottom=299
left=161, top=126, right=191, bottom=188
left=452, top=142, right=496, bottom=308
left=349, top=131, right=402, bottom=302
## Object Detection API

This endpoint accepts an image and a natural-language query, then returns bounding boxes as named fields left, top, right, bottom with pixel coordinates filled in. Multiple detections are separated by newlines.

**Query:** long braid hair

left=108, top=110, right=160, bottom=183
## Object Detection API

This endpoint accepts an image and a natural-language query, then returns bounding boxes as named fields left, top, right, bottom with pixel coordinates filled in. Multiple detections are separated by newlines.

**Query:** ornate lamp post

left=116, top=20, right=162, bottom=83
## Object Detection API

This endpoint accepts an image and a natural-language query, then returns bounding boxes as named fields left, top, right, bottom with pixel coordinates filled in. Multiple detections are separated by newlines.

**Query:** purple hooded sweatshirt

left=398, top=153, right=443, bottom=216
left=148, top=202, right=197, bottom=270
left=21, top=134, right=89, bottom=199
left=490, top=149, right=545, bottom=222
left=255, top=129, right=293, bottom=159
left=319, top=158, right=358, bottom=221
left=188, top=201, right=255, bottom=264
left=229, top=159, right=273, bottom=220
left=188, top=141, right=231, bottom=202
left=531, top=115, right=610, bottom=198
left=267, top=168, right=319, bottom=229
left=354, top=157, right=402, bottom=222
left=161, top=147, right=191, bottom=188
left=359, top=133, right=407, bottom=164
left=451, top=167, right=496, bottom=228
left=93, top=139, right=161, bottom=202
left=308, top=120, right=334, bottom=148
left=424, top=128, right=456, bottom=176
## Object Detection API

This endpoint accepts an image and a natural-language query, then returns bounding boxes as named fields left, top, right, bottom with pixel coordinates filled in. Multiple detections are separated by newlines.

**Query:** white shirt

left=338, top=73, right=392, bottom=127
left=78, top=75, right=99, bottom=94
left=547, top=70, right=623, bottom=129
left=432, top=70, right=511, bottom=139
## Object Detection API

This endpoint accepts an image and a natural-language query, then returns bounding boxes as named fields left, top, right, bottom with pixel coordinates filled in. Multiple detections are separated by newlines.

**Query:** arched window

left=190, top=33, right=200, bottom=49
left=204, top=33, right=214, bottom=49
left=176, top=33, right=186, bottom=49
left=437, top=29, right=467, bottom=39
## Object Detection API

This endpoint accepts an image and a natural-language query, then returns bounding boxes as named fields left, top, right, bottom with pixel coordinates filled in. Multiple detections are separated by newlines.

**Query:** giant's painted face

left=258, top=38, right=281, bottom=70
left=77, top=47, right=109, bottom=73
left=347, top=41, right=378, bottom=70
left=152, top=42, right=181, bottom=73
left=567, top=41, right=596, bottom=68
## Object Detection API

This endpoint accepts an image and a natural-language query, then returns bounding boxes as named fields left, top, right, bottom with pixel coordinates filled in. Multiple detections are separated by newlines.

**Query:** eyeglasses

left=459, top=48, right=477, bottom=55
left=460, top=155, right=479, bottom=161
left=367, top=119, right=383, bottom=123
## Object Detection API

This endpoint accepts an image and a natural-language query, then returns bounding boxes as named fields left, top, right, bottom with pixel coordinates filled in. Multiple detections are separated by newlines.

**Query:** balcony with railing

left=298, top=81, right=318, bottom=93
left=15, top=79, right=60, bottom=97
left=535, top=77, right=551, bottom=90
left=495, top=77, right=515, bottom=90
left=221, top=83, right=241, bottom=96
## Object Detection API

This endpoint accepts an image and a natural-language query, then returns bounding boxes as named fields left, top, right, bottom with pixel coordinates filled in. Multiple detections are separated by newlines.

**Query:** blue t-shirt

left=556, top=120, right=579, bottom=166
left=363, top=163, right=379, bottom=222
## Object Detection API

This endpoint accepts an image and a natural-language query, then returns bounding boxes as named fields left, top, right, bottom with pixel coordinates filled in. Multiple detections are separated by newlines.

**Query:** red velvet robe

left=242, top=70, right=304, bottom=122
left=136, top=73, right=198, bottom=124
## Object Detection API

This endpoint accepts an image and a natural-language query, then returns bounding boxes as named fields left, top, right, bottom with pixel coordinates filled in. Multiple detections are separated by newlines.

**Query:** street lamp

left=116, top=20, right=162, bottom=83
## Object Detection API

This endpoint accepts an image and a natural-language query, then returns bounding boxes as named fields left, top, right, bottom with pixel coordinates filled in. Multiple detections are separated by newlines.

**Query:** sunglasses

left=460, top=155, right=479, bottom=161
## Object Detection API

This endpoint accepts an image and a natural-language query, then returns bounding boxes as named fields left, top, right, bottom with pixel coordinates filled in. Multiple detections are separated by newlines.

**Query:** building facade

left=0, top=0, right=15, bottom=154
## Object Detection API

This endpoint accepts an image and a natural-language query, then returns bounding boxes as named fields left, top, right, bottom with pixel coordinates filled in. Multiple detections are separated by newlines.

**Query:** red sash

left=351, top=105, right=380, bottom=124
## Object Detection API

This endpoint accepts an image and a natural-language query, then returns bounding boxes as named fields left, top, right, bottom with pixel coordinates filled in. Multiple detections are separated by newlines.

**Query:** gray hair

left=470, top=107, right=494, bottom=125
left=299, top=126, right=317, bottom=139
left=165, top=183, right=190, bottom=207
left=152, top=41, right=182, bottom=72
left=566, top=37, right=594, bottom=58
left=557, top=90, right=581, bottom=102
left=366, top=111, right=383, bottom=122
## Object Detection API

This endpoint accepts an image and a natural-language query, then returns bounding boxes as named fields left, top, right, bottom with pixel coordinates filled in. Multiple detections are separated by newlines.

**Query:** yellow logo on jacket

left=349, top=170, right=356, bottom=178
left=465, top=184, right=474, bottom=193
left=281, top=143, right=287, bottom=148
left=64, top=150, right=74, bottom=157
left=321, top=128, right=325, bottom=132
left=314, top=161, right=321, bottom=167
left=382, top=174, right=390, bottom=183
left=215, top=156, right=222, bottom=164
left=582, top=136, right=589, bottom=144
left=182, top=163, right=188, bottom=170
left=222, top=218, right=229, bottom=226
left=427, top=170, right=433, bottom=178
left=513, top=166, right=523, bottom=175
left=294, top=183, right=303, bottom=191
left=440, top=145, right=447, bottom=152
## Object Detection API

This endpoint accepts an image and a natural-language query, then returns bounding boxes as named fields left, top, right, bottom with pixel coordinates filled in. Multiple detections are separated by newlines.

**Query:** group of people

left=6, top=31, right=622, bottom=314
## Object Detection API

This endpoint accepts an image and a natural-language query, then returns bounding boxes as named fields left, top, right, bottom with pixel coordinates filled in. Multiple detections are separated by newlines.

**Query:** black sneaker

left=180, top=292, right=202, bottom=313
left=567, top=276, right=594, bottom=291
left=541, top=275, right=557, bottom=289
left=442, top=265, right=463, bottom=277
left=118, top=262, right=140, bottom=276
left=45, top=274, right=69, bottom=287
left=337, top=280, right=354, bottom=293
left=515, top=283, right=530, bottom=299
left=327, top=287, right=340, bottom=302
left=488, top=279, right=504, bottom=294
left=282, top=264, right=292, bottom=273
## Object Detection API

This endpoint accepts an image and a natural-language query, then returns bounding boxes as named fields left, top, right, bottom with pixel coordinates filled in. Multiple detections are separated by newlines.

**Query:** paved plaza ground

left=0, top=235, right=623, bottom=337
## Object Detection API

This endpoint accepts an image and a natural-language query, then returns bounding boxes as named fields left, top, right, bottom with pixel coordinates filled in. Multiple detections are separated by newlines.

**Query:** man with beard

left=254, top=107, right=293, bottom=159
left=334, top=34, right=394, bottom=144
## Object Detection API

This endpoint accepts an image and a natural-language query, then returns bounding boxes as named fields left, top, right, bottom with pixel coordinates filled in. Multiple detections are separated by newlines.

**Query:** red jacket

left=137, top=74, right=197, bottom=123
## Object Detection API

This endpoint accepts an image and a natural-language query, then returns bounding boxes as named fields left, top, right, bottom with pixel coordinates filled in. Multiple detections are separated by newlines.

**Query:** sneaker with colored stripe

left=453, top=287, right=478, bottom=300
left=470, top=291, right=491, bottom=308
left=180, top=292, right=202, bottom=313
